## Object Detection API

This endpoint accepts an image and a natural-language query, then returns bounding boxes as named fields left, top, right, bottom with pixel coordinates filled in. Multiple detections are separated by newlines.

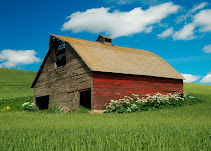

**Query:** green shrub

left=104, top=92, right=199, bottom=113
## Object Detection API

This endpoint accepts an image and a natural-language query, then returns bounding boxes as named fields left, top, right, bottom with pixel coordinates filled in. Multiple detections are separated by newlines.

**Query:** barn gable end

left=32, top=36, right=93, bottom=112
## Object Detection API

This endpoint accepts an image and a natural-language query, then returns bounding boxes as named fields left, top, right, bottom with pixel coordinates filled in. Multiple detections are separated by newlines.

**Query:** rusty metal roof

left=51, top=35, right=184, bottom=80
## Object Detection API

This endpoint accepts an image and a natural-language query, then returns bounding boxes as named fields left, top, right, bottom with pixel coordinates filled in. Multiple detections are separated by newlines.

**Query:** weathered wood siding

left=93, top=72, right=184, bottom=109
left=33, top=42, right=93, bottom=111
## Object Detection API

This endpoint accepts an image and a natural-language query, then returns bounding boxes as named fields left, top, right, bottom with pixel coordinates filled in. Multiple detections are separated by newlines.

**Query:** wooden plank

left=92, top=72, right=184, bottom=109
left=33, top=41, right=93, bottom=111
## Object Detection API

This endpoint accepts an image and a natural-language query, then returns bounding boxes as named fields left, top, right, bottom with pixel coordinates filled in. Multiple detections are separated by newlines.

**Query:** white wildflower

left=131, top=104, right=137, bottom=109
left=142, top=99, right=148, bottom=103
left=136, top=98, right=142, bottom=103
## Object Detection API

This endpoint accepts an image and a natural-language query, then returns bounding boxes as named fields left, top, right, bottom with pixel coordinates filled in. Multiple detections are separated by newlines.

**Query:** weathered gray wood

left=33, top=39, right=93, bottom=111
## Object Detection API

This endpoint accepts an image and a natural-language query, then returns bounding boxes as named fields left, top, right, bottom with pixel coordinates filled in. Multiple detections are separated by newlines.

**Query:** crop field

left=0, top=69, right=210, bottom=150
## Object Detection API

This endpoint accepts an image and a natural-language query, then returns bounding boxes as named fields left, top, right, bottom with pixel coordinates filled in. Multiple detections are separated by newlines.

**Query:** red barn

left=31, top=35, right=184, bottom=112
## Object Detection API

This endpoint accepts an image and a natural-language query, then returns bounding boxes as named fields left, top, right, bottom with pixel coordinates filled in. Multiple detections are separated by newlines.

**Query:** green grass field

left=0, top=68, right=36, bottom=99
left=0, top=68, right=210, bottom=150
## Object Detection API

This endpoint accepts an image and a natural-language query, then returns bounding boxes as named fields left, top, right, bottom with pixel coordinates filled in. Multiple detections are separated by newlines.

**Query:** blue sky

left=0, top=0, right=211, bottom=84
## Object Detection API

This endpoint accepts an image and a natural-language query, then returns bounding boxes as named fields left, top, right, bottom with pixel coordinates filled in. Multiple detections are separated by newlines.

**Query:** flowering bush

left=22, top=102, right=36, bottom=112
left=104, top=92, right=196, bottom=113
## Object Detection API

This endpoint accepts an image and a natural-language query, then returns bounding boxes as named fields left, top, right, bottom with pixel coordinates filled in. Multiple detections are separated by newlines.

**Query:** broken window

left=50, top=36, right=66, bottom=68
left=55, top=40, right=66, bottom=68
left=55, top=41, right=65, bottom=56
left=56, top=56, right=66, bottom=68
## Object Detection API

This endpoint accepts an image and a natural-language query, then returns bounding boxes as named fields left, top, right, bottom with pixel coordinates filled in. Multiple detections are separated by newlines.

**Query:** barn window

left=105, top=38, right=111, bottom=43
left=79, top=89, right=91, bottom=109
left=56, top=56, right=66, bottom=68
left=96, top=35, right=113, bottom=46
left=35, top=95, right=49, bottom=110
left=54, top=39, right=66, bottom=68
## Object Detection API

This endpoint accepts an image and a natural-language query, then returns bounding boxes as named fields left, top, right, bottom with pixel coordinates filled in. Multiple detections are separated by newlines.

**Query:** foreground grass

left=0, top=68, right=36, bottom=99
left=0, top=107, right=210, bottom=151
left=0, top=83, right=211, bottom=150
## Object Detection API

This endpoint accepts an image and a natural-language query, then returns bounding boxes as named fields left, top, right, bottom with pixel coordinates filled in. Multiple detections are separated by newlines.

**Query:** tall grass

left=0, top=109, right=210, bottom=150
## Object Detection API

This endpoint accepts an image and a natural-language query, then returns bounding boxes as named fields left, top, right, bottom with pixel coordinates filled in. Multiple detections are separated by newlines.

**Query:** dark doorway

left=80, top=89, right=91, bottom=109
left=35, top=95, right=49, bottom=110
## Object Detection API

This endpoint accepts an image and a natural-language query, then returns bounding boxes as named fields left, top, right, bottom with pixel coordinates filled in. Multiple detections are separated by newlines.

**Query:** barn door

left=79, top=89, right=91, bottom=109
left=35, top=95, right=49, bottom=110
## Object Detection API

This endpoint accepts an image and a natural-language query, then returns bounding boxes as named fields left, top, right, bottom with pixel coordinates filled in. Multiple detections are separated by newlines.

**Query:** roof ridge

left=51, top=34, right=152, bottom=53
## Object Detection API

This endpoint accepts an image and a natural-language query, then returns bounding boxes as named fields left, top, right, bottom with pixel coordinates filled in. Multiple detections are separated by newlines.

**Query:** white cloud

left=200, top=72, right=211, bottom=83
left=157, top=27, right=173, bottom=38
left=0, top=49, right=40, bottom=68
left=203, top=44, right=211, bottom=53
left=181, top=73, right=200, bottom=83
left=144, top=26, right=153, bottom=33
left=173, top=8, right=211, bottom=40
left=191, top=2, right=208, bottom=14
left=62, top=2, right=180, bottom=38
left=176, top=2, right=208, bottom=24
left=173, top=23, right=196, bottom=40
left=194, top=9, right=211, bottom=32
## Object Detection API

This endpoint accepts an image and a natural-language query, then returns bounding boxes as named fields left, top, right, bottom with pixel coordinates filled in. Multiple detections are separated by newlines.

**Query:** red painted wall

left=92, top=72, right=184, bottom=109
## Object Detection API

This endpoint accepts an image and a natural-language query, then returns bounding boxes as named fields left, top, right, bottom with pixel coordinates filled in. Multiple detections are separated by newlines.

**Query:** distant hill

left=0, top=68, right=36, bottom=100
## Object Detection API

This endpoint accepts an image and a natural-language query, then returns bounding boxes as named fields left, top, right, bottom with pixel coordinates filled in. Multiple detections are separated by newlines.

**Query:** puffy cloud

left=0, top=49, right=40, bottom=68
left=181, top=73, right=200, bottom=83
left=203, top=44, right=211, bottom=53
left=173, top=9, right=211, bottom=40
left=157, top=27, right=173, bottom=38
left=194, top=9, right=211, bottom=32
left=173, top=23, right=195, bottom=40
left=62, top=2, right=180, bottom=38
left=200, top=72, right=211, bottom=83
